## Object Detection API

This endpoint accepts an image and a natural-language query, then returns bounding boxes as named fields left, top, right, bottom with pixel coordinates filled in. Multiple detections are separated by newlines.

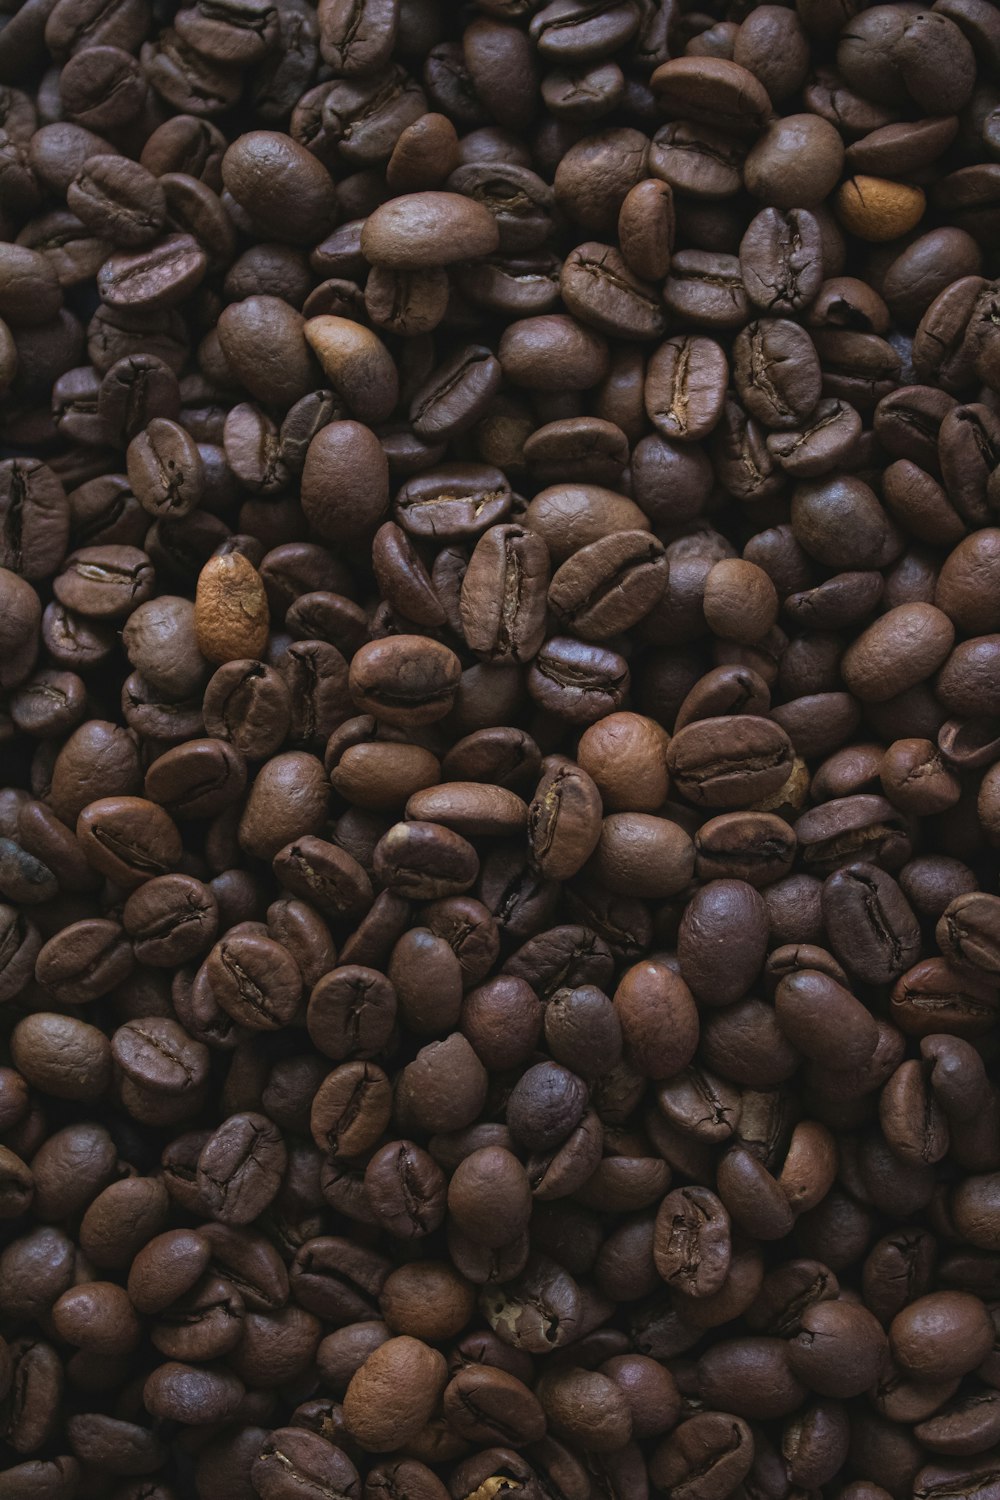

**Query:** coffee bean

left=937, top=892, right=1000, bottom=980
left=203, top=931, right=302, bottom=1032
left=650, top=1411, right=755, bottom=1497
left=75, top=796, right=181, bottom=886
left=822, top=863, right=922, bottom=985
left=373, top=821, right=478, bottom=900
left=196, top=1112, right=286, bottom=1226
left=525, top=482, right=649, bottom=562
left=252, top=1427, right=360, bottom=1500
left=787, top=1300, right=890, bottom=1400
left=309, top=1061, right=391, bottom=1162
left=53, top=545, right=155, bottom=621
left=0, top=459, right=70, bottom=580
left=667, top=716, right=795, bottom=809
left=548, top=530, right=667, bottom=641
left=653, top=1186, right=732, bottom=1299
left=460, top=523, right=549, bottom=665
left=143, top=1361, right=244, bottom=1425
left=614, top=958, right=698, bottom=1077
left=237, top=752, right=329, bottom=862
left=365, top=1139, right=447, bottom=1241
left=776, top=970, right=879, bottom=1071
left=306, top=965, right=396, bottom=1063
left=343, top=1336, right=448, bottom=1451
left=350, top=636, right=461, bottom=728
left=97, top=234, right=207, bottom=310
left=561, top=240, right=665, bottom=341
left=651, top=56, right=771, bottom=135
left=527, top=756, right=602, bottom=881
left=362, top=192, right=499, bottom=270
left=530, top=635, right=630, bottom=723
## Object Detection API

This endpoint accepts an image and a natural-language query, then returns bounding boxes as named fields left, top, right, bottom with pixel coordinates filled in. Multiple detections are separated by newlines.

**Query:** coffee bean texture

left=1, top=1, right=1000, bottom=1497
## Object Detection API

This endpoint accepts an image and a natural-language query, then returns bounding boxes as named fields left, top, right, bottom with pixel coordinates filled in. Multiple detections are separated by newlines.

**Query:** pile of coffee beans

left=4, top=0, right=1000, bottom=1496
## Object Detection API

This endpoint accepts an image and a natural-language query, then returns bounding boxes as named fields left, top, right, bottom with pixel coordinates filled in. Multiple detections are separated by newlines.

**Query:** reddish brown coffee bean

left=342, top=1336, right=448, bottom=1450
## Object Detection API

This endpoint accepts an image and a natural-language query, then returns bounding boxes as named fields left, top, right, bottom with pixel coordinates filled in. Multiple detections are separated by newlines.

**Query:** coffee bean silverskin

left=0, top=1, right=999, bottom=1496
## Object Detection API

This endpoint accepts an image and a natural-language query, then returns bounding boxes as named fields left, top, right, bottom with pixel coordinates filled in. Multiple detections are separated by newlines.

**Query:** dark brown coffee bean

left=651, top=56, right=771, bottom=134
left=460, top=523, right=550, bottom=664
left=197, top=1112, right=286, bottom=1226
left=821, top=863, right=921, bottom=985
left=528, top=636, right=630, bottom=725
left=97, top=234, right=208, bottom=310
left=273, top=837, right=374, bottom=922
left=527, top=757, right=602, bottom=882
left=0, top=459, right=70, bottom=580
left=395, top=464, right=512, bottom=541
left=613, top=959, right=698, bottom=1077
left=112, top=1017, right=208, bottom=1102
left=654, top=1187, right=732, bottom=1299
left=644, top=334, right=728, bottom=443
left=350, top=637, right=461, bottom=728
left=650, top=1411, right=755, bottom=1498
left=548, top=531, right=667, bottom=641
left=252, top=1428, right=361, bottom=1500
left=203, top=932, right=302, bottom=1032
left=937, top=892, right=1000, bottom=981
left=307, top=966, right=397, bottom=1062
left=145, top=737, right=246, bottom=821
left=364, top=1140, right=447, bottom=1241
left=343, top=1336, right=448, bottom=1451
left=776, top=970, right=879, bottom=1071
left=310, top=1062, right=392, bottom=1161
left=373, top=822, right=479, bottom=901
left=143, top=1361, right=245, bottom=1425
left=524, top=482, right=649, bottom=563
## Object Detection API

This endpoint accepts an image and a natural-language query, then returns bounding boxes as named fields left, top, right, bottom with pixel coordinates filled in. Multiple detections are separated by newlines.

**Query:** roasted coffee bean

left=350, top=637, right=461, bottom=728
left=614, top=958, right=698, bottom=1076
left=459, top=523, right=549, bottom=665
left=112, top=1016, right=209, bottom=1107
left=527, top=757, right=602, bottom=881
left=252, top=1427, right=360, bottom=1500
left=694, top=811, right=795, bottom=887
left=365, top=1141, right=447, bottom=1241
left=644, top=334, right=728, bottom=444
left=373, top=822, right=478, bottom=901
left=650, top=1411, right=755, bottom=1497
left=776, top=970, right=879, bottom=1072
left=0, top=459, right=70, bottom=580
left=548, top=531, right=667, bottom=641
left=126, top=418, right=204, bottom=519
left=54, top=545, right=155, bottom=620
left=343, top=1336, right=448, bottom=1451
left=273, top=837, right=374, bottom=922
left=145, top=737, right=247, bottom=820
left=667, top=716, right=795, bottom=809
left=395, top=464, right=511, bottom=541
left=307, top=966, right=397, bottom=1062
left=75, top=796, right=182, bottom=886
left=528, top=635, right=629, bottom=724
left=822, top=863, right=922, bottom=985
left=362, top=193, right=499, bottom=269
left=196, top=1112, right=287, bottom=1226
left=653, top=1186, right=731, bottom=1299
left=203, top=931, right=302, bottom=1032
